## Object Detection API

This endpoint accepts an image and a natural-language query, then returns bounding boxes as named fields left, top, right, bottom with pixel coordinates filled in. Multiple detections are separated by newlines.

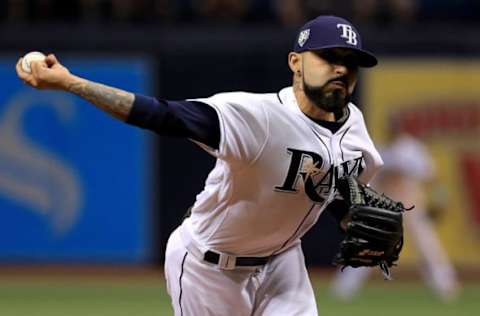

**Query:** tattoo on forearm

left=68, top=79, right=134, bottom=121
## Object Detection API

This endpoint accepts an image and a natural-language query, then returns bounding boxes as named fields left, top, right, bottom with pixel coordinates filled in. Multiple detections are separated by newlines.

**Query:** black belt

left=203, top=251, right=270, bottom=266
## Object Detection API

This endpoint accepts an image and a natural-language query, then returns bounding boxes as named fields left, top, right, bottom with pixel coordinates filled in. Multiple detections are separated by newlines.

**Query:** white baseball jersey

left=184, top=86, right=383, bottom=256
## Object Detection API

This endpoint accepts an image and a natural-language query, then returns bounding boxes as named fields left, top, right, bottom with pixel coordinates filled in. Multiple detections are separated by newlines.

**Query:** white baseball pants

left=164, top=225, right=318, bottom=315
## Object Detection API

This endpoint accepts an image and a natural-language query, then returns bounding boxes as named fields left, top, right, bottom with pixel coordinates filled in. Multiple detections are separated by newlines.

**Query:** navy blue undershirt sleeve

left=325, top=199, right=349, bottom=232
left=126, top=94, right=220, bottom=150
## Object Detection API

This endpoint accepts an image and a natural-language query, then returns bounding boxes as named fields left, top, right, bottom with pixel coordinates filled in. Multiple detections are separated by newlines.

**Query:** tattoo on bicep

left=68, top=80, right=134, bottom=121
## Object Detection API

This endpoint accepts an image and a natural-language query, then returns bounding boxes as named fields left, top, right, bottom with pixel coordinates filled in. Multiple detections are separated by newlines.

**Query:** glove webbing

left=361, top=186, right=406, bottom=281
left=362, top=185, right=409, bottom=213
left=341, top=175, right=366, bottom=205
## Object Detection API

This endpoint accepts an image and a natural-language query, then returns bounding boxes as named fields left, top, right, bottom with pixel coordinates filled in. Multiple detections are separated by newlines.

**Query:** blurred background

left=0, top=0, right=479, bottom=315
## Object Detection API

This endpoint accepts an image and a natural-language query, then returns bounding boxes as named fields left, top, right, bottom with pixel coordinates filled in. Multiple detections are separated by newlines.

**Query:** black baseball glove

left=333, top=176, right=412, bottom=279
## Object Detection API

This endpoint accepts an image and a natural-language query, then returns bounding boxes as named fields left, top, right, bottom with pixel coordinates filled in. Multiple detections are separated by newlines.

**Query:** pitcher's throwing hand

left=16, top=53, right=72, bottom=90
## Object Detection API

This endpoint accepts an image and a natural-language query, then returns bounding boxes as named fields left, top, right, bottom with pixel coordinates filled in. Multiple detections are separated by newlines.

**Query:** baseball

left=21, top=51, right=46, bottom=73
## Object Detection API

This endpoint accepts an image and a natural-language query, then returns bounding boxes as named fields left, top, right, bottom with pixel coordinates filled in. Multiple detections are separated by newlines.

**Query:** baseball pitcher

left=16, top=15, right=408, bottom=315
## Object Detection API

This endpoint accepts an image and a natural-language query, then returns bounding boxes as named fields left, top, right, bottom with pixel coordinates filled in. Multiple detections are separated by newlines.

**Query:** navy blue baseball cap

left=293, top=15, right=378, bottom=67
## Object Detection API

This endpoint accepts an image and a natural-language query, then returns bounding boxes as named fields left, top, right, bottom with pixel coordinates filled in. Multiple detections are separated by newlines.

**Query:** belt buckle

left=218, top=253, right=237, bottom=270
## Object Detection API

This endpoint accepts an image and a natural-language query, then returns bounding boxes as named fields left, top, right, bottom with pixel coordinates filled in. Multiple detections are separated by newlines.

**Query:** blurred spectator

left=4, top=0, right=28, bottom=24
left=112, top=0, right=153, bottom=24
left=78, top=0, right=103, bottom=23
left=152, top=0, right=181, bottom=23
left=0, top=0, right=479, bottom=26
left=272, top=0, right=306, bottom=26
left=110, top=0, right=136, bottom=23
left=31, top=0, right=54, bottom=22
left=419, top=0, right=478, bottom=22
left=191, top=0, right=252, bottom=23
left=304, top=0, right=353, bottom=20
left=79, top=0, right=181, bottom=25
left=30, top=0, right=81, bottom=23
left=351, top=0, right=418, bottom=26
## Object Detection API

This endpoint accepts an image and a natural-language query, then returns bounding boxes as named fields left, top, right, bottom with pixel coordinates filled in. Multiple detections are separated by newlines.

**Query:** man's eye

left=345, top=56, right=359, bottom=68
left=319, top=51, right=336, bottom=62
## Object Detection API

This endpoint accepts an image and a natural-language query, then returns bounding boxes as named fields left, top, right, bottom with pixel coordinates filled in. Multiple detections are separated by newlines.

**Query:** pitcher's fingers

left=16, top=58, right=31, bottom=79
left=16, top=58, right=25, bottom=75
left=46, top=54, right=59, bottom=66
left=31, top=59, right=47, bottom=69
left=24, top=76, right=38, bottom=87
left=30, top=60, right=47, bottom=79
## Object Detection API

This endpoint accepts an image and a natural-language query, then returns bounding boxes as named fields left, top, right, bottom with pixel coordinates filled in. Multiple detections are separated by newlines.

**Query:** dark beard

left=303, top=79, right=350, bottom=114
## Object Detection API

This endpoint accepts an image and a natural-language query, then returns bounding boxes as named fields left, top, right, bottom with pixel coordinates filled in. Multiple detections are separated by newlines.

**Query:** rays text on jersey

left=274, top=148, right=364, bottom=203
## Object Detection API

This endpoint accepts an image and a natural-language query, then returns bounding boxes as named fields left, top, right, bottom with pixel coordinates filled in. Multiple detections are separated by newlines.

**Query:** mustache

left=327, top=76, right=348, bottom=85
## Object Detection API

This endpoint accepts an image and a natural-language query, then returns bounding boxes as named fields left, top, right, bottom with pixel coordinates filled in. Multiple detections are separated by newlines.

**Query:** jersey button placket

left=329, top=134, right=342, bottom=201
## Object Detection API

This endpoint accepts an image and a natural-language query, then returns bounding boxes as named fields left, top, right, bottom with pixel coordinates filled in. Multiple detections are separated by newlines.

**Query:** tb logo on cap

left=337, top=24, right=357, bottom=45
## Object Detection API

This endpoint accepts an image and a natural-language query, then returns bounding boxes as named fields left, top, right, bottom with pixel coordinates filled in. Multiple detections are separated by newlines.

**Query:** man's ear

left=288, top=52, right=302, bottom=75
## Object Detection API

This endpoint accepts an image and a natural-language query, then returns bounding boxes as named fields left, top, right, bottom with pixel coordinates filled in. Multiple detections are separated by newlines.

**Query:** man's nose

left=333, top=63, right=348, bottom=76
